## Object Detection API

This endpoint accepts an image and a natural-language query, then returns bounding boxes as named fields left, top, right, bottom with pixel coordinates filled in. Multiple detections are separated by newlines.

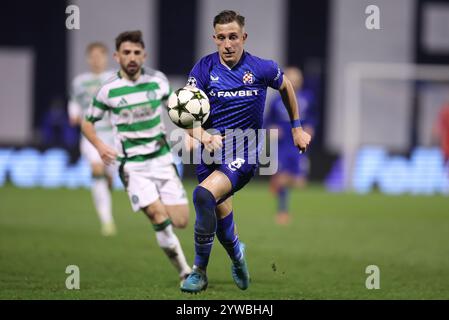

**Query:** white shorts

left=120, top=153, right=188, bottom=212
left=80, top=131, right=114, bottom=164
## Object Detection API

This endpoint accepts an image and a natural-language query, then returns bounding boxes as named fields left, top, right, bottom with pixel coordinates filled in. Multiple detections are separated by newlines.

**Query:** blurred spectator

left=264, top=66, right=318, bottom=225
left=68, top=42, right=117, bottom=236
left=41, top=96, right=78, bottom=148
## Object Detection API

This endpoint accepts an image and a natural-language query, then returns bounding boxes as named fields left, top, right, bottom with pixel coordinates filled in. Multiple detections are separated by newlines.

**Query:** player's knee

left=178, top=207, right=189, bottom=228
left=294, top=177, right=307, bottom=188
left=91, top=163, right=105, bottom=177
left=169, top=206, right=189, bottom=229
left=173, top=216, right=188, bottom=229
left=142, top=206, right=156, bottom=220
left=193, top=186, right=216, bottom=209
left=216, top=198, right=232, bottom=219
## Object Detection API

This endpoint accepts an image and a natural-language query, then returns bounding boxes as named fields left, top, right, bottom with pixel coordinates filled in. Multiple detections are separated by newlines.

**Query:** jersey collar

left=216, top=51, right=247, bottom=70
left=117, top=67, right=145, bottom=79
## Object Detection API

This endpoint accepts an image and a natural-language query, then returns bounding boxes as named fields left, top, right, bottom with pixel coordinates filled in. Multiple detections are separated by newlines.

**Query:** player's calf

left=90, top=166, right=115, bottom=234
left=143, top=202, right=192, bottom=281
left=192, top=186, right=218, bottom=269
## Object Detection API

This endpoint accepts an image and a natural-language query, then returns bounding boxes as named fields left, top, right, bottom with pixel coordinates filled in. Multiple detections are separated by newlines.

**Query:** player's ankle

left=193, top=265, right=207, bottom=274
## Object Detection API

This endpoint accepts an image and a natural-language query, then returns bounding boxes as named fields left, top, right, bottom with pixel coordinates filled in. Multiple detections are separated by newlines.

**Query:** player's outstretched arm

left=278, top=75, right=311, bottom=153
left=81, top=119, right=117, bottom=165
left=186, top=127, right=223, bottom=152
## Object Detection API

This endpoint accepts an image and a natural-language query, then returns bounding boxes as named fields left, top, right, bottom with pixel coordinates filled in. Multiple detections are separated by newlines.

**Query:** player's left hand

left=292, top=127, right=311, bottom=154
left=97, top=142, right=118, bottom=166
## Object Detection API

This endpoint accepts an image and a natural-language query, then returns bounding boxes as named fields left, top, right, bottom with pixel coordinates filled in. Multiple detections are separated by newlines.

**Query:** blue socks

left=193, top=186, right=217, bottom=270
left=216, top=211, right=242, bottom=262
left=193, top=186, right=243, bottom=269
left=278, top=187, right=289, bottom=212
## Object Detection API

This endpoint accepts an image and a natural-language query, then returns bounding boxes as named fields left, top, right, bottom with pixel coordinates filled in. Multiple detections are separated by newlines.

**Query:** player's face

left=213, top=21, right=247, bottom=68
left=114, top=41, right=146, bottom=79
left=87, top=47, right=108, bottom=74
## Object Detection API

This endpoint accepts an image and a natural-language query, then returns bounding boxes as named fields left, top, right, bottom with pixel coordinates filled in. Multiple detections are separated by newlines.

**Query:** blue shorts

left=196, top=159, right=258, bottom=203
left=277, top=149, right=309, bottom=177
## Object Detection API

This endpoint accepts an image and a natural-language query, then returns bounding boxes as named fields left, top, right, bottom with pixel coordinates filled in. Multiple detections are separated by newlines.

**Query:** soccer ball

left=167, top=86, right=210, bottom=129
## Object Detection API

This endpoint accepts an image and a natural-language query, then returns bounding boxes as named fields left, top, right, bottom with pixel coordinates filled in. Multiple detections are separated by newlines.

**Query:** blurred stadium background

left=1, top=0, right=449, bottom=299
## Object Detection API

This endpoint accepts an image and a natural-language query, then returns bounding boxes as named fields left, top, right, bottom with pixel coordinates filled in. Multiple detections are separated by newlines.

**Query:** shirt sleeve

left=156, top=71, right=171, bottom=101
left=187, top=58, right=209, bottom=92
left=85, top=86, right=110, bottom=123
left=262, top=60, right=284, bottom=90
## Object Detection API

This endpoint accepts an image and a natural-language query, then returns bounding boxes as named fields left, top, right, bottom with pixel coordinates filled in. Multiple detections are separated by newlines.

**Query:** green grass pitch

left=1, top=181, right=448, bottom=299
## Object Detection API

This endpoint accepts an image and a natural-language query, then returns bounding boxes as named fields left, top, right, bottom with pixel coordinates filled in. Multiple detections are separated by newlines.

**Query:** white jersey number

left=228, top=158, right=245, bottom=172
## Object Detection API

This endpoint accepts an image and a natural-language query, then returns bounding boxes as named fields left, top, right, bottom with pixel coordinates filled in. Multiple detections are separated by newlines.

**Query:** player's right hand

left=201, top=132, right=223, bottom=152
left=292, top=127, right=311, bottom=154
left=98, top=143, right=117, bottom=165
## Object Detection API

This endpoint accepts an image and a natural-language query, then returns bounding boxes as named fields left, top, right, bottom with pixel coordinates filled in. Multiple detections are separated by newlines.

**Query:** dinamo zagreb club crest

left=242, top=71, right=255, bottom=84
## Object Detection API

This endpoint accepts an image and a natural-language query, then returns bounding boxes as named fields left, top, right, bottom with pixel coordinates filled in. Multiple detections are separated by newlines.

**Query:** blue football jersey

left=188, top=51, right=284, bottom=163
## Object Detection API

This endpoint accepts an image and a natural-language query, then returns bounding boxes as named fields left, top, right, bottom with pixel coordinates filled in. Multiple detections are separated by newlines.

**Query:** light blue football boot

left=180, top=266, right=208, bottom=293
left=231, top=243, right=250, bottom=290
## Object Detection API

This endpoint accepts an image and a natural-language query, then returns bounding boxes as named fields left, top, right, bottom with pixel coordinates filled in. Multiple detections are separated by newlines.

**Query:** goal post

left=342, top=62, right=449, bottom=192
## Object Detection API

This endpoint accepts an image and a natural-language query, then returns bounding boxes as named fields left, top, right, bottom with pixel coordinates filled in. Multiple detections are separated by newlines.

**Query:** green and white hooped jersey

left=69, top=70, right=115, bottom=131
left=85, top=68, right=172, bottom=161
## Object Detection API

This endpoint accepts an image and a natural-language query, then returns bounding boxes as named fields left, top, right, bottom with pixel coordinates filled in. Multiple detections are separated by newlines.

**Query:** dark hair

left=86, top=42, right=108, bottom=54
left=213, top=10, right=245, bottom=28
left=115, top=30, right=145, bottom=51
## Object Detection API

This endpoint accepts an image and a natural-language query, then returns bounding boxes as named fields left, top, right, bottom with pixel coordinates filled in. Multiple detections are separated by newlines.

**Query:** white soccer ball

left=167, top=86, right=210, bottom=129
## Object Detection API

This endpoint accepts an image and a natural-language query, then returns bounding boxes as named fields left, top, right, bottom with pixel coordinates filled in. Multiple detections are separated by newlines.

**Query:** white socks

left=155, top=223, right=191, bottom=278
left=91, top=177, right=113, bottom=225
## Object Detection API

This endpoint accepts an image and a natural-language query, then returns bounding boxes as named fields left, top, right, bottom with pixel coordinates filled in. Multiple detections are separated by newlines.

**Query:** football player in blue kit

left=180, top=10, right=311, bottom=293
left=265, top=66, right=318, bottom=225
